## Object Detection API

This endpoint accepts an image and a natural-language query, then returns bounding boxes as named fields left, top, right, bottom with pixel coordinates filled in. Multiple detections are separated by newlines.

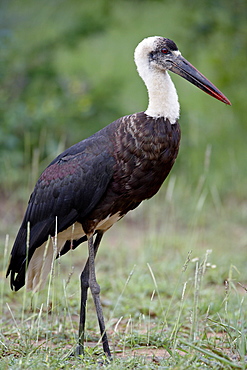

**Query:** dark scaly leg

left=77, top=231, right=103, bottom=355
left=88, top=232, right=111, bottom=357
left=77, top=231, right=111, bottom=357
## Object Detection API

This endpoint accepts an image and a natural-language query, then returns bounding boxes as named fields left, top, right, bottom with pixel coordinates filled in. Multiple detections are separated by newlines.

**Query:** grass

left=1, top=175, right=247, bottom=369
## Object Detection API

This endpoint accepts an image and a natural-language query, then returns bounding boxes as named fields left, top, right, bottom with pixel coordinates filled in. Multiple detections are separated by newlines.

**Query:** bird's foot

left=69, top=344, right=84, bottom=357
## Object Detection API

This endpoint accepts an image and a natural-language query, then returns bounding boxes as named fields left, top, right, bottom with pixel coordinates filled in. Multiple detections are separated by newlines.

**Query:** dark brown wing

left=7, top=133, right=115, bottom=291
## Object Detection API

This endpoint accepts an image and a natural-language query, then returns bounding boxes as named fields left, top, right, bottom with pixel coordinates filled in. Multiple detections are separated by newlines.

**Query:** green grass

left=1, top=178, right=247, bottom=369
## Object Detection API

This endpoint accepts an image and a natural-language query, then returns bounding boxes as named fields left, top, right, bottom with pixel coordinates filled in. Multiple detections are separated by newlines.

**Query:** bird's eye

left=161, top=48, right=169, bottom=54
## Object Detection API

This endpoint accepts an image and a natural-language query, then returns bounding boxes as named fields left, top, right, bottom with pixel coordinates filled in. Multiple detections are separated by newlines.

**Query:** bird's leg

left=77, top=231, right=111, bottom=357
left=86, top=233, right=111, bottom=357
left=77, top=232, right=103, bottom=355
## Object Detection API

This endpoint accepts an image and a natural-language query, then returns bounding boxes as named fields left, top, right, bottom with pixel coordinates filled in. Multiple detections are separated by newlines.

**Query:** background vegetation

left=0, top=0, right=246, bottom=368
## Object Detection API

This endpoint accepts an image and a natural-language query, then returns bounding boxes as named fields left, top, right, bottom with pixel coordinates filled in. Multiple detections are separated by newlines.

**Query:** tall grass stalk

left=21, top=222, right=31, bottom=331
left=190, top=249, right=211, bottom=342
left=111, top=265, right=136, bottom=317
left=147, top=263, right=164, bottom=319
left=45, top=218, right=59, bottom=351
left=158, top=251, right=192, bottom=331
left=147, top=289, right=155, bottom=346
left=122, top=315, right=132, bottom=356
left=6, top=302, right=21, bottom=339
left=170, top=281, right=187, bottom=349
left=0, top=235, right=9, bottom=334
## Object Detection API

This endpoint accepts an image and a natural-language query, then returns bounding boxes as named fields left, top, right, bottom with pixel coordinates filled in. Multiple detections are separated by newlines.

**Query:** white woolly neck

left=134, top=37, right=180, bottom=124
left=144, top=71, right=180, bottom=123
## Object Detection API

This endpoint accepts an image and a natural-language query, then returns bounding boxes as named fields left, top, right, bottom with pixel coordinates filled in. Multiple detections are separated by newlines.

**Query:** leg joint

left=89, top=280, right=100, bottom=295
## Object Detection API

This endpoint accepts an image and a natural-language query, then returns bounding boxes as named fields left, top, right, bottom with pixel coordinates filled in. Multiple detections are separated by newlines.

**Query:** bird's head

left=134, top=36, right=231, bottom=105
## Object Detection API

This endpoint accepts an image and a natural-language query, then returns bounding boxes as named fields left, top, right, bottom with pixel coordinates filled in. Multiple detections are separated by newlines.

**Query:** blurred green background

left=0, top=0, right=246, bottom=222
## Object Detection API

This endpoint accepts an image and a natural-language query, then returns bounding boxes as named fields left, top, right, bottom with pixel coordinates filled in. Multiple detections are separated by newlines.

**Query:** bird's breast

left=112, top=112, right=181, bottom=201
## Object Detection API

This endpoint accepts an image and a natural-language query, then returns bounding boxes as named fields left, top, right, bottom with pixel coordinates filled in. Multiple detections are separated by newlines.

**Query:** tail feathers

left=9, top=261, right=26, bottom=291
left=6, top=227, right=29, bottom=290
left=6, top=218, right=61, bottom=291
left=26, top=239, right=54, bottom=291
left=26, top=237, right=66, bottom=292
left=7, top=237, right=66, bottom=292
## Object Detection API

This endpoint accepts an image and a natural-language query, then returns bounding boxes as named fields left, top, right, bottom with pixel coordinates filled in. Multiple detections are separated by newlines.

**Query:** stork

left=7, top=37, right=231, bottom=357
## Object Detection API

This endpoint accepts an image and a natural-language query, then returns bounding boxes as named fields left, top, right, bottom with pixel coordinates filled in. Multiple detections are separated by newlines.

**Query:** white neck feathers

left=134, top=37, right=180, bottom=124
left=144, top=71, right=180, bottom=123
